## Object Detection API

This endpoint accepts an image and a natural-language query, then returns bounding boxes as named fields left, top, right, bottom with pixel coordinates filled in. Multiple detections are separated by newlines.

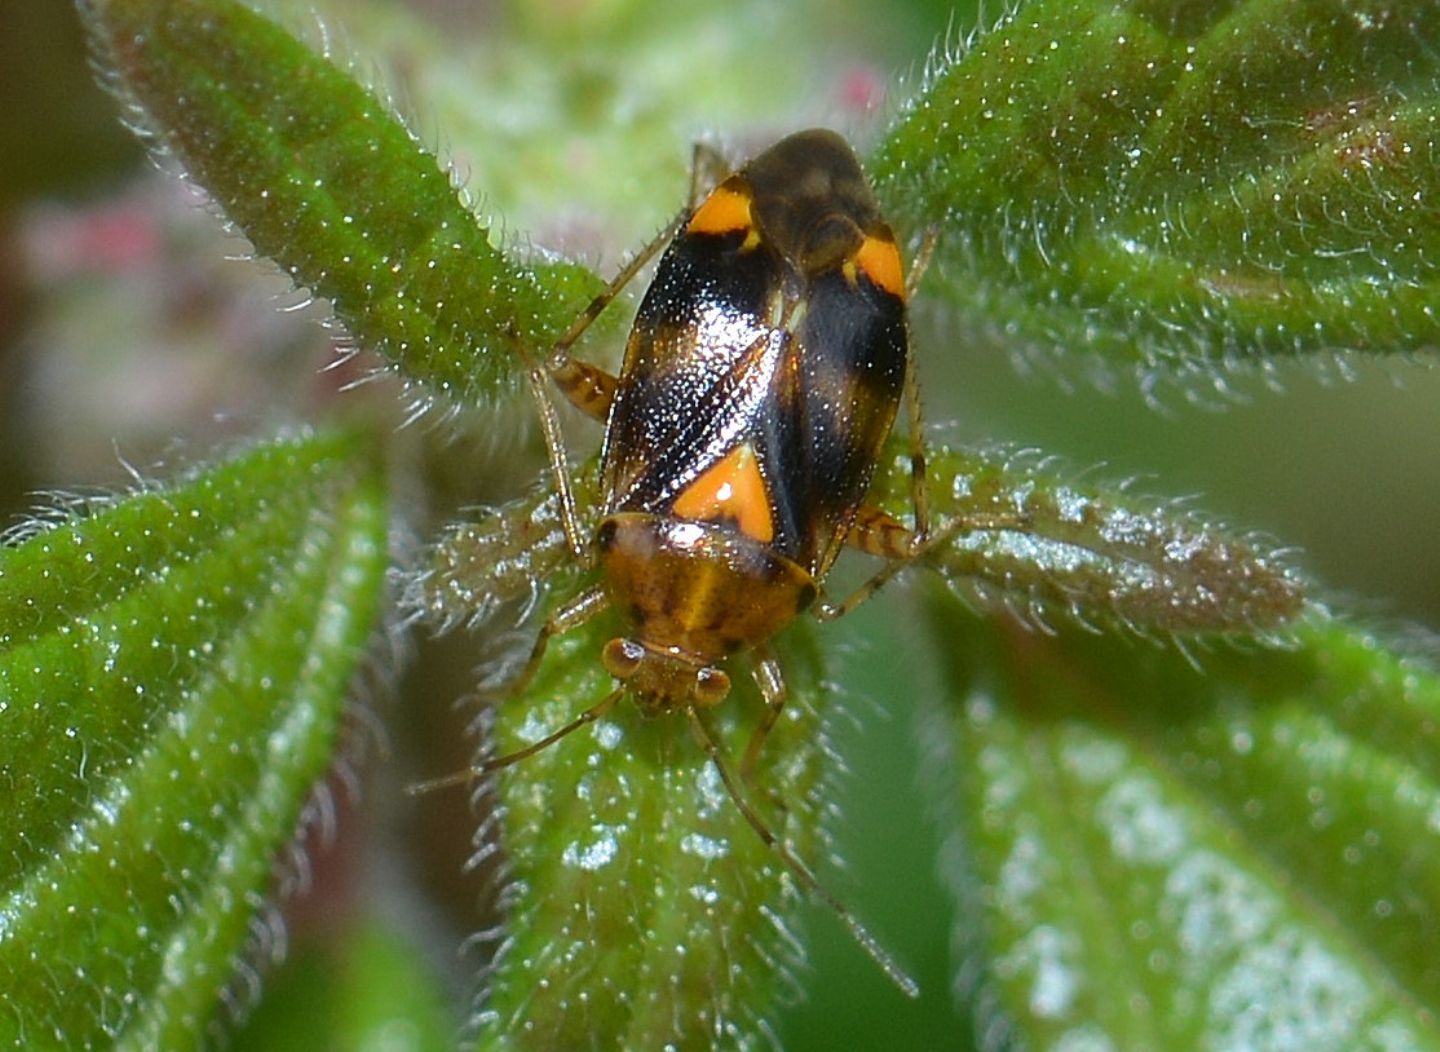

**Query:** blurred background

left=3, top=0, right=1437, bottom=1048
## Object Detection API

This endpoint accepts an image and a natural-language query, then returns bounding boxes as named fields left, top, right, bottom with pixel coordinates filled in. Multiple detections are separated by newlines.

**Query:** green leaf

left=927, top=601, right=1440, bottom=1047
left=874, top=0, right=1440, bottom=374
left=470, top=582, right=838, bottom=1050
left=0, top=428, right=389, bottom=1047
left=80, top=0, right=601, bottom=408
left=870, top=442, right=1305, bottom=635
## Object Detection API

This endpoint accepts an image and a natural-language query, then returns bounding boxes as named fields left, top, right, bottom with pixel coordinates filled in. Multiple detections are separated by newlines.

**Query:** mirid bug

left=417, top=128, right=997, bottom=996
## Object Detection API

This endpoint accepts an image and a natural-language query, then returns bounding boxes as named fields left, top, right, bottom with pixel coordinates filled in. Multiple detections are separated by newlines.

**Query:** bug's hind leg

left=530, top=220, right=682, bottom=557
left=898, top=225, right=940, bottom=543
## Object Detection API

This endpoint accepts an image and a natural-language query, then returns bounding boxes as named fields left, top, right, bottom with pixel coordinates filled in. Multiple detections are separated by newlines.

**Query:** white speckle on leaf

left=679, top=833, right=729, bottom=861
left=694, top=762, right=727, bottom=815
left=996, top=827, right=1047, bottom=923
left=515, top=710, right=551, bottom=745
left=1053, top=486, right=1090, bottom=523
left=1206, top=928, right=1373, bottom=1052
left=1094, top=773, right=1186, bottom=865
left=1059, top=732, right=1127, bottom=784
left=1165, top=850, right=1275, bottom=974
left=979, top=739, right=1026, bottom=815
left=561, top=824, right=620, bottom=871
left=592, top=720, right=623, bottom=750
left=997, top=924, right=1082, bottom=1020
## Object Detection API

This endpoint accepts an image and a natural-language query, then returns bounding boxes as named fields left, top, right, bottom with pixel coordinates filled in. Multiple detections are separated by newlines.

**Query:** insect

left=416, top=128, right=1005, bottom=996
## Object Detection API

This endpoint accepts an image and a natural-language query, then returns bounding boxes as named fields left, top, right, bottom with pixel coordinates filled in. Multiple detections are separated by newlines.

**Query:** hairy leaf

left=466, top=591, right=839, bottom=1050
left=871, top=443, right=1306, bottom=635
left=80, top=0, right=601, bottom=409
left=874, top=0, right=1440, bottom=375
left=928, top=602, right=1440, bottom=1048
left=0, top=429, right=388, bottom=1047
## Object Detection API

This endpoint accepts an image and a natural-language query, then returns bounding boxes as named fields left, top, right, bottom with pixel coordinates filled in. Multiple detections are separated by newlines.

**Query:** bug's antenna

left=406, top=687, right=625, bottom=796
left=686, top=708, right=920, bottom=999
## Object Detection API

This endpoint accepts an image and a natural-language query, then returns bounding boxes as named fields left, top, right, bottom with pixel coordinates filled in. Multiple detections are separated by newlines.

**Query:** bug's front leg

left=507, top=585, right=612, bottom=699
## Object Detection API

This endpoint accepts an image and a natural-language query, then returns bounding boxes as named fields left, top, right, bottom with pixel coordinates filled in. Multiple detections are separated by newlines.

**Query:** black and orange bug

left=417, top=128, right=995, bottom=995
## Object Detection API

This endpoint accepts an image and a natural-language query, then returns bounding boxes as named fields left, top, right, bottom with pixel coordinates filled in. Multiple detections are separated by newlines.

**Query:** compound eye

left=693, top=666, right=731, bottom=707
left=602, top=638, right=646, bottom=680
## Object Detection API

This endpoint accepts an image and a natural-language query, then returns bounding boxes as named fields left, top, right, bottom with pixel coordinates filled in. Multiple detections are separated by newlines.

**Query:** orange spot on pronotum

left=851, top=235, right=905, bottom=298
left=687, top=184, right=754, bottom=236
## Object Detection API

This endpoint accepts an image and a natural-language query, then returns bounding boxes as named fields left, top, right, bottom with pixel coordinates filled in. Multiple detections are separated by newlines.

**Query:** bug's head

left=602, top=637, right=731, bottom=714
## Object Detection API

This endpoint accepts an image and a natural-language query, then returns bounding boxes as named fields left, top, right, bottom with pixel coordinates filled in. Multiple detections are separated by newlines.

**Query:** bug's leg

left=814, top=507, right=916, bottom=621
left=687, top=708, right=919, bottom=999
left=531, top=220, right=685, bottom=553
left=409, top=685, right=625, bottom=795
left=534, top=219, right=680, bottom=549
left=546, top=140, right=728, bottom=421
left=816, top=506, right=1030, bottom=621
left=526, top=364, right=591, bottom=560
left=546, top=359, right=617, bottom=424
left=548, top=137, right=728, bottom=389
left=740, top=647, right=787, bottom=782
left=847, top=504, right=915, bottom=560
left=545, top=210, right=687, bottom=380
left=509, top=584, right=611, bottom=698
left=406, top=585, right=613, bottom=796
left=901, top=376, right=932, bottom=545
left=905, top=225, right=939, bottom=301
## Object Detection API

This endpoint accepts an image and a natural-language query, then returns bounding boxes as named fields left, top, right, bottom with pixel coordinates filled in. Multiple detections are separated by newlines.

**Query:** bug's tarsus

left=407, top=685, right=627, bottom=796
left=686, top=708, right=920, bottom=999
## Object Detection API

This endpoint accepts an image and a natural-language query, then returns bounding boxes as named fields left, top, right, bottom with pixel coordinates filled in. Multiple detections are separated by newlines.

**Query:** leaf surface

left=0, top=429, right=389, bottom=1047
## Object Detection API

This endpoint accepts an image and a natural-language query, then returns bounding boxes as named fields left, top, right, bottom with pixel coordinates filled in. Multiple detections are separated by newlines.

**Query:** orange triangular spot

left=852, top=234, right=905, bottom=299
left=687, top=183, right=753, bottom=236
left=672, top=443, right=773, bottom=543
